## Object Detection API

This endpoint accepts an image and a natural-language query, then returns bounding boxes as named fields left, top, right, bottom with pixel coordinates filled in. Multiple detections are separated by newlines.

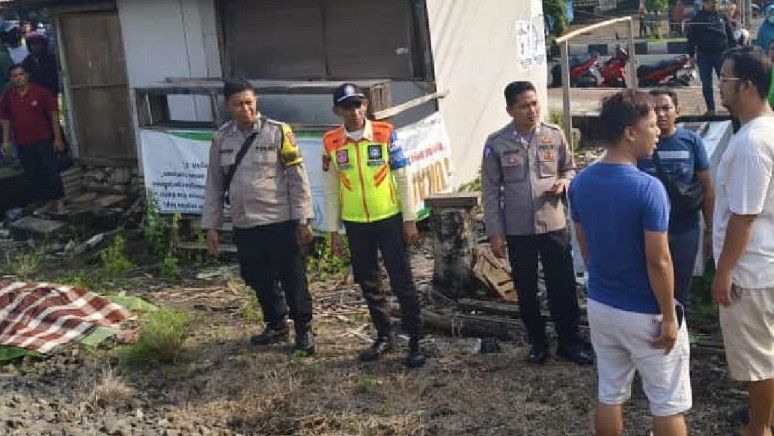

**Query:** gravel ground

left=0, top=244, right=746, bottom=436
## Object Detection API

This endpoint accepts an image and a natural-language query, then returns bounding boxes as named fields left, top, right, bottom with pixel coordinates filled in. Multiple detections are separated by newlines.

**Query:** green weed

left=4, top=248, right=43, bottom=280
left=356, top=374, right=375, bottom=394
left=123, top=309, right=194, bottom=365
left=160, top=256, right=181, bottom=280
left=100, top=235, right=133, bottom=277
left=307, top=233, right=350, bottom=281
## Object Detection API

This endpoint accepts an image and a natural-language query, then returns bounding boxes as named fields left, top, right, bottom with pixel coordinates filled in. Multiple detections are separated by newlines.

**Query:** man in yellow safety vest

left=321, top=83, right=425, bottom=368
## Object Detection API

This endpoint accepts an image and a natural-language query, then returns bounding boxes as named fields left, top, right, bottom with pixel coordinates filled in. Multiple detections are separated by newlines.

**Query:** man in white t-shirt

left=715, top=45, right=774, bottom=436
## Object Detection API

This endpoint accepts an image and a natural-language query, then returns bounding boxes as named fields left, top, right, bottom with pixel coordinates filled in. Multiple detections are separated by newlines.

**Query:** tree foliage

left=645, top=0, right=669, bottom=13
left=543, top=0, right=568, bottom=36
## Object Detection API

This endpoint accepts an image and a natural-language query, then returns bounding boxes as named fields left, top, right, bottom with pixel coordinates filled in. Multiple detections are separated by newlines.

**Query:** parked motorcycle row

left=550, top=46, right=698, bottom=89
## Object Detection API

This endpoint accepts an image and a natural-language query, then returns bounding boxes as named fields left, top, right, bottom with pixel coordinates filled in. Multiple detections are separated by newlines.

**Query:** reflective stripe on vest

left=323, top=122, right=401, bottom=223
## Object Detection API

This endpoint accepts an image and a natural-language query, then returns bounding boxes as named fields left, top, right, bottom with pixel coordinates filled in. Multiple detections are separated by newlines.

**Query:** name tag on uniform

left=538, top=133, right=552, bottom=145
left=539, top=150, right=555, bottom=162
left=657, top=150, right=690, bottom=160
left=503, top=150, right=522, bottom=167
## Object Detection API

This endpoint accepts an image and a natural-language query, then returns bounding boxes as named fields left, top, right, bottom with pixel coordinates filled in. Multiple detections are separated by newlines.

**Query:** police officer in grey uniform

left=202, top=79, right=315, bottom=355
left=481, top=81, right=592, bottom=365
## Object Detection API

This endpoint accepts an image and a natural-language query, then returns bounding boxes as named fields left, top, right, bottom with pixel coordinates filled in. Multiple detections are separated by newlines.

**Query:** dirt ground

left=0, top=239, right=750, bottom=436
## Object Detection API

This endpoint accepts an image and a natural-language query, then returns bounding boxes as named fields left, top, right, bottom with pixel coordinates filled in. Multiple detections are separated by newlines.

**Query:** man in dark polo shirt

left=0, top=64, right=64, bottom=212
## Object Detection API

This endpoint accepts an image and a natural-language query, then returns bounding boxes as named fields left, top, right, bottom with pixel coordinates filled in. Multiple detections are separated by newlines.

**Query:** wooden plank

left=554, top=17, right=632, bottom=44
left=457, top=298, right=519, bottom=318
left=95, top=194, right=127, bottom=208
left=372, top=90, right=448, bottom=120
left=421, top=308, right=524, bottom=341
left=472, top=248, right=517, bottom=301
left=424, top=192, right=479, bottom=209
left=136, top=78, right=393, bottom=94
left=324, top=0, right=414, bottom=79
left=10, top=217, right=66, bottom=240
left=221, top=0, right=326, bottom=79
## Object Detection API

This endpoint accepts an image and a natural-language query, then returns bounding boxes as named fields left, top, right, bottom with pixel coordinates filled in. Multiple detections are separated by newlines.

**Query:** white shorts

left=588, top=299, right=692, bottom=417
left=719, top=286, right=774, bottom=382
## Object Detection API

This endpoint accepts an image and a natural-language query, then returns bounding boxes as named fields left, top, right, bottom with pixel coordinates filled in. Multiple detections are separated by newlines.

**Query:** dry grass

left=90, top=368, right=136, bottom=409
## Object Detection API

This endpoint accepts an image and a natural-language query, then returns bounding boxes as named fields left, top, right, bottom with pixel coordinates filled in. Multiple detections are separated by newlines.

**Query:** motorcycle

left=637, top=55, right=696, bottom=87
left=598, top=46, right=629, bottom=88
left=550, top=46, right=629, bottom=88
left=551, top=52, right=599, bottom=88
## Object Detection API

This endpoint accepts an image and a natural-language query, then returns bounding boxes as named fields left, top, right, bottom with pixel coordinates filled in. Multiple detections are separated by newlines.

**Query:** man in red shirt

left=1, top=64, right=65, bottom=212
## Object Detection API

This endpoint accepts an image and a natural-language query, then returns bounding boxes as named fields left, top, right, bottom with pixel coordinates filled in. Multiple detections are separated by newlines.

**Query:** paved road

left=547, top=85, right=725, bottom=117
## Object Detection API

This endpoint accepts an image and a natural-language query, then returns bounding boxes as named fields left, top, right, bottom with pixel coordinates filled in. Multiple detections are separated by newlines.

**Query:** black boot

left=557, top=342, right=594, bottom=366
left=250, top=323, right=289, bottom=346
left=527, top=342, right=549, bottom=365
left=405, top=337, right=426, bottom=368
left=293, top=323, right=315, bottom=356
left=359, top=334, right=393, bottom=362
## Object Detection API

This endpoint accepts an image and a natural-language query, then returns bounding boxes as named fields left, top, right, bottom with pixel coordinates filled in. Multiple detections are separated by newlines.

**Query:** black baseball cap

left=333, top=83, right=366, bottom=106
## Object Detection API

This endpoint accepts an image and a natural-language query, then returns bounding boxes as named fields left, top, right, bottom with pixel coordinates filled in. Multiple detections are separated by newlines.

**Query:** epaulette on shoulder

left=263, top=117, right=283, bottom=127
left=216, top=120, right=233, bottom=133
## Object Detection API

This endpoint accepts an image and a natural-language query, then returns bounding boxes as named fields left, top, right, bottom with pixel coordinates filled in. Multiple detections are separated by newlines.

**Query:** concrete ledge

left=550, top=40, right=687, bottom=57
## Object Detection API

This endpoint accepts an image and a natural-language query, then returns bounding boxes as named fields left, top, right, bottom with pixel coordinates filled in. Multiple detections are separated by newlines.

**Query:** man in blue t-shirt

left=637, top=89, right=715, bottom=314
left=569, top=90, right=691, bottom=435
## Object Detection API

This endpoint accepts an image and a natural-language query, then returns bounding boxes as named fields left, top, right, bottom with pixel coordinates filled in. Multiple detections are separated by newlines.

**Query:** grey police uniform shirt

left=481, top=121, right=575, bottom=237
left=201, top=117, right=313, bottom=230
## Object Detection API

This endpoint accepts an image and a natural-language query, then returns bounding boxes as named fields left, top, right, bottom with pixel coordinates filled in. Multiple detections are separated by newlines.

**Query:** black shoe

left=557, top=344, right=594, bottom=366
left=405, top=337, right=426, bottom=368
left=250, top=323, right=289, bottom=346
left=359, top=335, right=393, bottom=362
left=527, top=343, right=549, bottom=365
left=293, top=325, right=315, bottom=356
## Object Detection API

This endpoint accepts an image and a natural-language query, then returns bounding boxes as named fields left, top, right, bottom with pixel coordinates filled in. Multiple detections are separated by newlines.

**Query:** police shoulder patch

left=280, top=124, right=303, bottom=167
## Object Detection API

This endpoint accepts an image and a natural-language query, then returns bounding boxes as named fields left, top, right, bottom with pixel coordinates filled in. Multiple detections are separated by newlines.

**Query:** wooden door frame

left=55, top=6, right=137, bottom=166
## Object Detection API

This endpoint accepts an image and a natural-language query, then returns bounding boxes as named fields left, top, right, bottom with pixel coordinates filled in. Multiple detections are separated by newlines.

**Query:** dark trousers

left=697, top=51, right=724, bottom=112
left=233, top=220, right=313, bottom=327
left=344, top=214, right=422, bottom=338
left=506, top=229, right=581, bottom=349
left=668, top=220, right=700, bottom=313
left=17, top=140, right=64, bottom=203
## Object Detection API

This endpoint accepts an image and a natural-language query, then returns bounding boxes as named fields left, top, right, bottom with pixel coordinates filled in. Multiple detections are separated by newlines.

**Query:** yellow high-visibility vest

left=322, top=121, right=402, bottom=223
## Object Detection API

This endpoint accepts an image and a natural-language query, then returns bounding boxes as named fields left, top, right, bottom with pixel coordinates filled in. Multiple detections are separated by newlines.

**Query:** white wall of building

left=117, top=0, right=221, bottom=121
left=425, top=0, right=548, bottom=187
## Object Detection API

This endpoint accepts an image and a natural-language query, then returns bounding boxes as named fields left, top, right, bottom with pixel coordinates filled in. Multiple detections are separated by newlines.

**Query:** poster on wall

left=140, top=112, right=454, bottom=225
left=515, top=15, right=547, bottom=69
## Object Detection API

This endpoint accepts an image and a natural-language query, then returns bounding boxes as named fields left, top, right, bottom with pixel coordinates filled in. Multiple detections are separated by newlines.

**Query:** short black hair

left=723, top=45, right=772, bottom=99
left=223, top=78, right=254, bottom=101
left=504, top=81, right=536, bottom=107
left=649, top=88, right=679, bottom=107
left=7, top=63, right=24, bottom=79
left=598, top=90, right=654, bottom=145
